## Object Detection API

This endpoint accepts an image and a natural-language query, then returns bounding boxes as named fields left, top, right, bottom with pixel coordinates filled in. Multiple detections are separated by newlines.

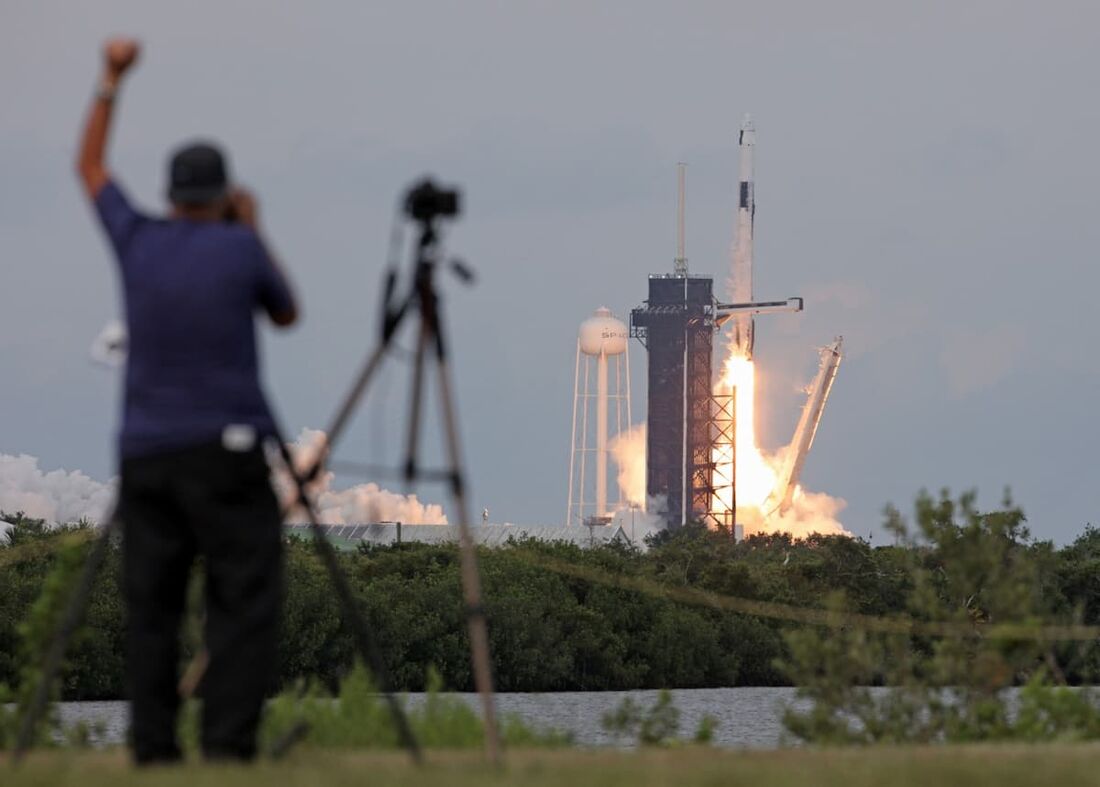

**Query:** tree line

left=3, top=491, right=1100, bottom=701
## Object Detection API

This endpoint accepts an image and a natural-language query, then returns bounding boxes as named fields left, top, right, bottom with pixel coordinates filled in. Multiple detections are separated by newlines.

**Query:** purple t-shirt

left=94, top=180, right=292, bottom=459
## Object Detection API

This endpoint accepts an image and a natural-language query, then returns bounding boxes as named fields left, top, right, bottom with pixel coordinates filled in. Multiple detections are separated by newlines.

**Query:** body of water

left=58, top=687, right=805, bottom=749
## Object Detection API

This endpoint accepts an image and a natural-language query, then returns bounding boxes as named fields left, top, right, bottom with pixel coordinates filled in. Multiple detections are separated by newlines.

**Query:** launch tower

left=632, top=138, right=804, bottom=531
left=630, top=274, right=715, bottom=528
left=630, top=164, right=717, bottom=528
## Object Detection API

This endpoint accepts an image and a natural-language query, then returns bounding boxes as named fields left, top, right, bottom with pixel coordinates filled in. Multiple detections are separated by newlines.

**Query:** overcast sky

left=2, top=1, right=1098, bottom=543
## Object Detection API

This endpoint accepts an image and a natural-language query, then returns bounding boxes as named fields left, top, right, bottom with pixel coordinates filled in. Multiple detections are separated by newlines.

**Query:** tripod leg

left=174, top=337, right=398, bottom=709
left=430, top=334, right=502, bottom=766
left=318, top=342, right=391, bottom=473
left=402, top=321, right=429, bottom=483
left=173, top=431, right=426, bottom=763
left=13, top=517, right=117, bottom=762
left=275, top=439, right=423, bottom=764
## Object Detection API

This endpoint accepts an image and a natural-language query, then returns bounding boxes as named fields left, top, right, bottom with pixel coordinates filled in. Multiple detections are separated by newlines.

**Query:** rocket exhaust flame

left=713, top=353, right=777, bottom=513
left=710, top=350, right=847, bottom=537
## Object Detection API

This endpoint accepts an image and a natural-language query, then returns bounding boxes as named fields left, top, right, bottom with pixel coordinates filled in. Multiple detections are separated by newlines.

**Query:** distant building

left=284, top=522, right=637, bottom=550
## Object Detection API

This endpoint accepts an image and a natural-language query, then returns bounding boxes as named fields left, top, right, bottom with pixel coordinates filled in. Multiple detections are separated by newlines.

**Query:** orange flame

left=712, top=352, right=777, bottom=521
left=711, top=350, right=847, bottom=537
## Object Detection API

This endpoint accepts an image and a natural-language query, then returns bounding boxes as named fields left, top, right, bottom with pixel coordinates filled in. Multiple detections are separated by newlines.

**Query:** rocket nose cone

left=739, top=115, right=756, bottom=145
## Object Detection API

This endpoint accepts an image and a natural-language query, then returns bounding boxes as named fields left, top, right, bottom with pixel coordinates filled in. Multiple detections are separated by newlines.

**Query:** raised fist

left=104, top=38, right=140, bottom=77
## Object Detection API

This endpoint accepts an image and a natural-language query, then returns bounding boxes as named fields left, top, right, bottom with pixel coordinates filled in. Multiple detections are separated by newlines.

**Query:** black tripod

left=311, top=179, right=502, bottom=763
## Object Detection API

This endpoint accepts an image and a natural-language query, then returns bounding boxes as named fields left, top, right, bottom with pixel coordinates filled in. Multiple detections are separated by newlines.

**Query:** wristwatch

left=96, top=80, right=118, bottom=101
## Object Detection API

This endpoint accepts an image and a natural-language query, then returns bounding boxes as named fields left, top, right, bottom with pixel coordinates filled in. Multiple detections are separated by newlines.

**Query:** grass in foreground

left=8, top=744, right=1100, bottom=787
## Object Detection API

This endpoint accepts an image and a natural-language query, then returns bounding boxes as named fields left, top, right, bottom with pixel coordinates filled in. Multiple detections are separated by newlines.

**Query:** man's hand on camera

left=228, top=188, right=259, bottom=230
left=228, top=187, right=297, bottom=326
left=103, top=38, right=140, bottom=82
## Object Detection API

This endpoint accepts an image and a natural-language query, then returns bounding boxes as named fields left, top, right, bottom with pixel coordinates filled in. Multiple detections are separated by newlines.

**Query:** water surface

left=58, top=687, right=805, bottom=749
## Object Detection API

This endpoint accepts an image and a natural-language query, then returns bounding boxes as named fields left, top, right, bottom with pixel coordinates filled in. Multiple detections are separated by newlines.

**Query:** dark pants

left=120, top=441, right=282, bottom=764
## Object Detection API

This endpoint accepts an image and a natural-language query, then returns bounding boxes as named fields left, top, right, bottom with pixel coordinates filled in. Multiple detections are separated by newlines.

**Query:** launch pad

left=569, top=117, right=841, bottom=536
left=630, top=120, right=809, bottom=532
left=629, top=272, right=772, bottom=532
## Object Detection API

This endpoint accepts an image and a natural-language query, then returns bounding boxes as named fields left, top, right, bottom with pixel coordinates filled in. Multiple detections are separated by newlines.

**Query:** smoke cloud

left=609, top=424, right=647, bottom=509
left=751, top=444, right=850, bottom=539
left=280, top=429, right=447, bottom=525
left=0, top=452, right=115, bottom=524
left=1, top=430, right=447, bottom=529
left=604, top=421, right=849, bottom=538
left=747, top=486, right=849, bottom=538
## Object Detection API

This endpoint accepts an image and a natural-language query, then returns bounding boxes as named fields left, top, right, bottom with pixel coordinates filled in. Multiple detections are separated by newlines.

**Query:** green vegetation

left=256, top=663, right=570, bottom=751
left=11, top=746, right=1100, bottom=786
left=166, top=662, right=570, bottom=756
left=4, top=487, right=1100, bottom=712
left=782, top=491, right=1100, bottom=744
left=0, top=515, right=114, bottom=748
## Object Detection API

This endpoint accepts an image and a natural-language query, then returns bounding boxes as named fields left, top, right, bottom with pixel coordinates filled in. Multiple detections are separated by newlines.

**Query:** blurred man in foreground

left=76, top=37, right=298, bottom=764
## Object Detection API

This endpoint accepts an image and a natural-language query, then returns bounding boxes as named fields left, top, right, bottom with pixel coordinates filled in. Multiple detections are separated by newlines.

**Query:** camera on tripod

left=404, top=178, right=461, bottom=222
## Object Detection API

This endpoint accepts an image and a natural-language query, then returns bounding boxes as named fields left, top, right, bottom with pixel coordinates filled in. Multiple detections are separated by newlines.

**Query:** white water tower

left=566, top=307, right=631, bottom=526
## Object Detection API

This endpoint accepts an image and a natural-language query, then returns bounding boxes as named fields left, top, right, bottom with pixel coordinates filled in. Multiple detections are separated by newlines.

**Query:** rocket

left=730, top=115, right=756, bottom=358
left=715, top=117, right=800, bottom=335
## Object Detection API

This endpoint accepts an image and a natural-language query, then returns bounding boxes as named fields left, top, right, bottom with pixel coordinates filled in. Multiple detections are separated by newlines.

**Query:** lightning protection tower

left=566, top=307, right=632, bottom=526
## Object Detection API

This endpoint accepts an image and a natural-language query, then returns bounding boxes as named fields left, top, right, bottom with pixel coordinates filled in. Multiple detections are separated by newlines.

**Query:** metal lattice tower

left=699, top=392, right=736, bottom=535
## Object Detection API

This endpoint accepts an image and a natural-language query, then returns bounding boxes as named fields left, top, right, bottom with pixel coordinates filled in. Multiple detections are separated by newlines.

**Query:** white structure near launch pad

left=566, top=308, right=631, bottom=526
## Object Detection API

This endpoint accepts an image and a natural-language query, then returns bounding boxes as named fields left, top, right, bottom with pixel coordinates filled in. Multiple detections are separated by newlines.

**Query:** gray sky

left=2, top=1, right=1098, bottom=542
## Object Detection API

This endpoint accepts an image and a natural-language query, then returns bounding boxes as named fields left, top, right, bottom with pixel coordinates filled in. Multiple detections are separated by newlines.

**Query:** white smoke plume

left=748, top=487, right=849, bottom=538
left=0, top=453, right=116, bottom=524
left=0, top=429, right=447, bottom=529
left=778, top=488, right=848, bottom=536
left=604, top=420, right=848, bottom=538
left=279, top=428, right=447, bottom=525
left=609, top=424, right=647, bottom=510
left=608, top=497, right=667, bottom=543
left=744, top=441, right=850, bottom=538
